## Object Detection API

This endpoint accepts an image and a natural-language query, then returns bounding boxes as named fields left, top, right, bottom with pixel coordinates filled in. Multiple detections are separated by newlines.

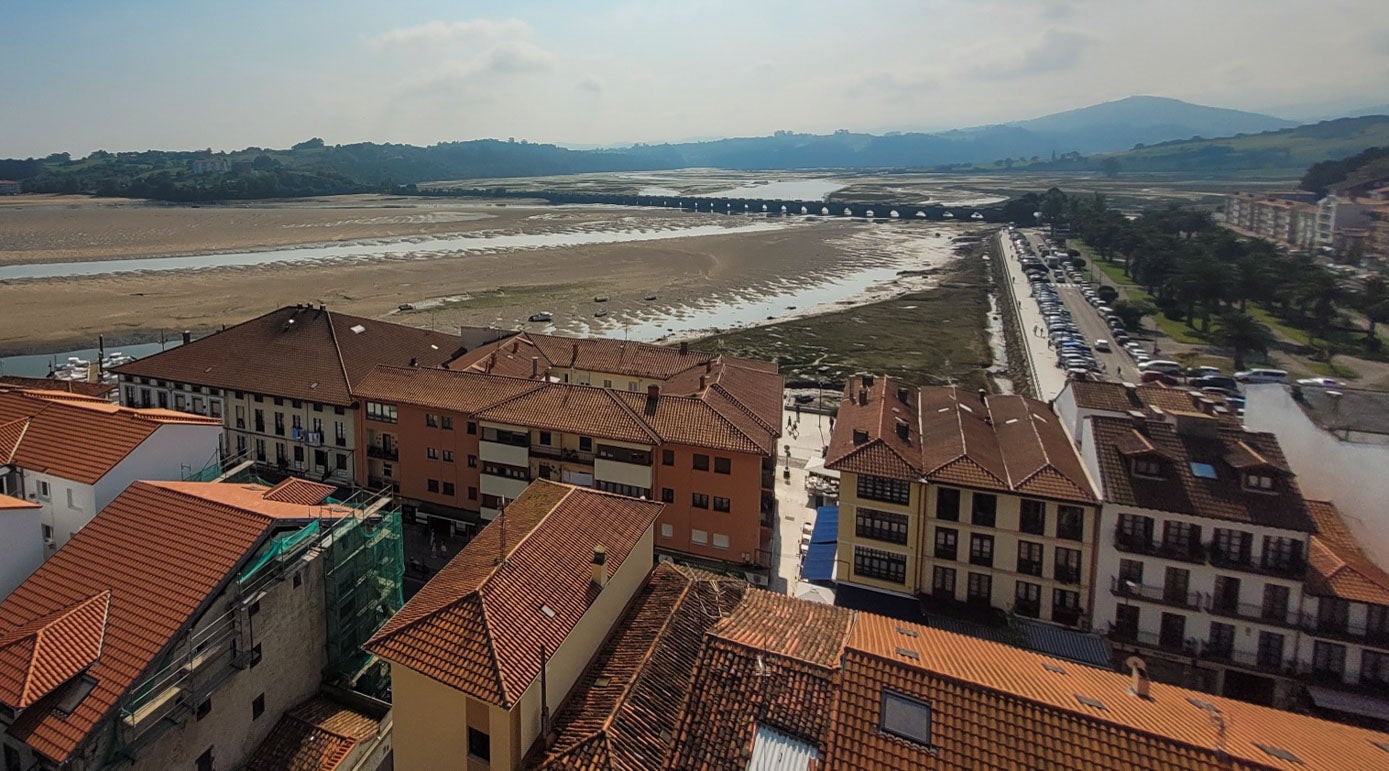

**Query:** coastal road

left=996, top=230, right=1069, bottom=400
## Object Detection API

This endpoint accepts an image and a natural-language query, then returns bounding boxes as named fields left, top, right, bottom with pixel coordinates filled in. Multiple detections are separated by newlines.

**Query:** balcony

left=1109, top=576, right=1202, bottom=610
left=1054, top=566, right=1082, bottom=585
left=1107, top=625, right=1196, bottom=655
left=1052, top=606, right=1083, bottom=627
left=529, top=446, right=594, bottom=465
left=1013, top=598, right=1040, bottom=618
left=1153, top=540, right=1207, bottom=565
left=1112, top=528, right=1157, bottom=556
left=1205, top=597, right=1299, bottom=629
left=366, top=445, right=398, bottom=461
left=1198, top=640, right=1293, bottom=674
left=1016, top=560, right=1043, bottom=578
left=1299, top=614, right=1389, bottom=647
left=1251, top=556, right=1307, bottom=581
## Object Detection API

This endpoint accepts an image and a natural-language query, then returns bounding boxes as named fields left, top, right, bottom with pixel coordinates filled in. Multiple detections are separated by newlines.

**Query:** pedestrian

left=1117, top=366, right=1123, bottom=379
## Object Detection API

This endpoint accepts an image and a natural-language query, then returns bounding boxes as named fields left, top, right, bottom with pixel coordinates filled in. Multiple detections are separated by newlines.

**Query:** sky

left=3, top=0, right=1389, bottom=158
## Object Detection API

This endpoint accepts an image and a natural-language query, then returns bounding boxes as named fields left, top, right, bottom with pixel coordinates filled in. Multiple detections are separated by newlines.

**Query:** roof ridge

left=926, top=454, right=1007, bottom=487
left=477, top=599, right=510, bottom=707
left=0, top=417, right=30, bottom=464
left=602, top=390, right=664, bottom=445
left=707, top=381, right=777, bottom=435
left=324, top=309, right=355, bottom=392
left=828, top=437, right=918, bottom=477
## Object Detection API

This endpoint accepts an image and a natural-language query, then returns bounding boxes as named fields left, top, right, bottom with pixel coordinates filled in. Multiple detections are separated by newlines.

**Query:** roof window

left=1133, top=458, right=1163, bottom=478
left=1075, top=695, right=1106, bottom=710
left=1254, top=743, right=1302, bottom=765
left=880, top=691, right=932, bottom=747
left=540, top=605, right=556, bottom=618
left=896, top=626, right=919, bottom=638
left=54, top=675, right=99, bottom=717
left=1189, top=462, right=1217, bottom=479
left=350, top=324, right=366, bottom=334
left=895, top=647, right=920, bottom=661
left=1043, top=663, right=1067, bottom=675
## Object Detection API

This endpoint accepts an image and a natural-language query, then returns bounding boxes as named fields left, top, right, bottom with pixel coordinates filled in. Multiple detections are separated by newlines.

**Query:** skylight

left=350, top=324, right=366, bottom=334
left=1186, top=697, right=1216, bottom=711
left=540, top=605, right=556, bottom=618
left=1075, top=695, right=1106, bottom=710
left=54, top=675, right=98, bottom=717
left=1043, top=663, right=1067, bottom=675
left=1254, top=743, right=1303, bottom=764
left=880, top=691, right=932, bottom=747
left=1189, top=462, right=1218, bottom=479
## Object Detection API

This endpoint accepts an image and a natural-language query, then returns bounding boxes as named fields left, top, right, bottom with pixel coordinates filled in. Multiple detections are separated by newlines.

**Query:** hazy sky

left=4, top=0, right=1388, bottom=157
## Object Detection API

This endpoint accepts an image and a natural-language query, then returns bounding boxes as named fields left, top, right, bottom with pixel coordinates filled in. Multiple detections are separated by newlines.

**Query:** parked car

left=1139, top=360, right=1183, bottom=376
left=1190, top=376, right=1240, bottom=392
left=1094, top=339, right=1111, bottom=352
left=1140, top=371, right=1179, bottom=385
left=1295, top=377, right=1345, bottom=387
left=1234, top=368, right=1289, bottom=384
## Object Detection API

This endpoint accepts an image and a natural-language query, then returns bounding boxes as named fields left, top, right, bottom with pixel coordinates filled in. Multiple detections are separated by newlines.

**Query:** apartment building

left=0, top=478, right=399, bottom=771
left=1054, top=379, right=1240, bottom=442
left=1224, top=192, right=1319, bottom=251
left=351, top=332, right=782, bottom=576
left=364, top=480, right=664, bottom=771
left=824, top=377, right=1100, bottom=628
left=1080, top=410, right=1317, bottom=708
left=112, top=304, right=464, bottom=484
left=383, top=488, right=1389, bottom=770
left=0, top=387, right=222, bottom=596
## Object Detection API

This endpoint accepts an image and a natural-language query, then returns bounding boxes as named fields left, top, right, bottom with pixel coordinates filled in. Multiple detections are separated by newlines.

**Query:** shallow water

left=702, top=179, right=846, bottom=201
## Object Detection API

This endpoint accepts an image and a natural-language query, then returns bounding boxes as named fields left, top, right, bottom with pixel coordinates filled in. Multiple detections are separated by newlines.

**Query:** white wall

left=0, top=506, right=43, bottom=599
left=94, top=422, right=223, bottom=509
left=1244, top=384, right=1389, bottom=567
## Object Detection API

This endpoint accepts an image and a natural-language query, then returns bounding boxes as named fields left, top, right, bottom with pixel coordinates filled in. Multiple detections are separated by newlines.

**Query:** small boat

left=643, top=294, right=657, bottom=301
left=528, top=311, right=553, bottom=322
left=594, top=309, right=608, bottom=318
left=593, top=296, right=609, bottom=303
left=398, top=303, right=415, bottom=311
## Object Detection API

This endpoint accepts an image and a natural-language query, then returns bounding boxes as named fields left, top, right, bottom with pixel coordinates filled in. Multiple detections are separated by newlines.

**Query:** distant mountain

left=1006, top=95, right=1296, bottom=154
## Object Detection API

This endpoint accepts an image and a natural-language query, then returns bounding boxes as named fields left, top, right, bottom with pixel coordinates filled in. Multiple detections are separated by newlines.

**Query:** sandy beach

left=0, top=195, right=966, bottom=354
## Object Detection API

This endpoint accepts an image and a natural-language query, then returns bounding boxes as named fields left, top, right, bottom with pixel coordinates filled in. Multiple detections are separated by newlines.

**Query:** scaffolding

left=321, top=489, right=404, bottom=699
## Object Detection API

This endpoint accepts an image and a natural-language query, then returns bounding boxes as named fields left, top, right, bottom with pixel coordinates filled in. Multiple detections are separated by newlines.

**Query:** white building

left=1244, top=383, right=1389, bottom=567
left=0, top=387, right=222, bottom=595
left=1079, top=410, right=1316, bottom=709
left=0, top=495, right=40, bottom=605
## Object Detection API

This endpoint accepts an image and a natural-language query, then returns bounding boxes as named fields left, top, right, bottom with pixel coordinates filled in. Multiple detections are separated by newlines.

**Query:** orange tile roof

left=612, top=390, right=770, bottom=454
left=824, top=375, right=924, bottom=479
left=0, top=389, right=220, bottom=484
left=451, top=332, right=733, bottom=382
left=0, top=481, right=350, bottom=763
left=0, top=376, right=114, bottom=399
left=113, top=305, right=460, bottom=405
left=1066, top=381, right=1240, bottom=426
left=1306, top=500, right=1389, bottom=605
left=243, top=695, right=381, bottom=771
left=479, top=385, right=661, bottom=445
left=262, top=477, right=336, bottom=505
left=351, top=365, right=543, bottom=414
left=0, top=592, right=109, bottom=709
left=365, top=481, right=663, bottom=708
left=0, top=493, right=38, bottom=510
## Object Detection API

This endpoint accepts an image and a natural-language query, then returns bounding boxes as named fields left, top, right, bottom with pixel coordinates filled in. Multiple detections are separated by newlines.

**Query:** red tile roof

left=113, top=305, right=461, bottom=405
left=479, top=385, right=660, bottom=445
left=1306, top=500, right=1389, bottom=605
left=243, top=695, right=381, bottom=771
left=1088, top=415, right=1314, bottom=531
left=0, top=388, right=220, bottom=484
left=262, top=477, right=336, bottom=505
left=0, top=592, right=109, bottom=709
left=0, top=481, right=351, bottom=763
left=0, top=376, right=114, bottom=399
left=1066, top=380, right=1240, bottom=425
left=351, top=365, right=543, bottom=414
left=364, top=481, right=662, bottom=708
left=0, top=493, right=37, bottom=510
left=451, top=332, right=730, bottom=382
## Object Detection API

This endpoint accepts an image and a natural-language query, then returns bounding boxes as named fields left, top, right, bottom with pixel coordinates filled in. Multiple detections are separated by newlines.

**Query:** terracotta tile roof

left=707, top=589, right=854, bottom=669
left=0, top=481, right=349, bottom=764
left=1088, top=415, right=1314, bottom=531
left=351, top=365, right=543, bottom=414
left=826, top=380, right=1096, bottom=503
left=0, top=376, right=113, bottom=399
left=262, top=478, right=336, bottom=505
left=243, top=695, right=380, bottom=771
left=0, top=493, right=39, bottom=510
left=0, top=389, right=219, bottom=485
left=536, top=564, right=748, bottom=770
left=1067, top=381, right=1240, bottom=426
left=113, top=305, right=460, bottom=405
left=365, top=481, right=662, bottom=707
left=452, top=332, right=720, bottom=382
left=0, top=592, right=109, bottom=709
left=838, top=612, right=1389, bottom=770
left=479, top=385, right=660, bottom=445
left=613, top=391, right=769, bottom=454
left=1306, top=500, right=1389, bottom=605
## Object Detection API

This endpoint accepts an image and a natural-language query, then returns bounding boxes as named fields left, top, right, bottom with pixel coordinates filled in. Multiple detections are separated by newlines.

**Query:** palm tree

left=1212, top=311, right=1276, bottom=371
left=1360, top=275, right=1389, bottom=341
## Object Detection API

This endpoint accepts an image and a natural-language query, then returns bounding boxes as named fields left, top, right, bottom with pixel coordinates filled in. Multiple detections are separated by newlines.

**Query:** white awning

left=1306, top=685, right=1389, bottom=721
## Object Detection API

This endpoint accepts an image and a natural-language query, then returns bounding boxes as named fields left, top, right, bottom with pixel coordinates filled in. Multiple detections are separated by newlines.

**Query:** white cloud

left=368, top=18, right=532, bottom=49
left=968, top=28, right=1097, bottom=81
left=576, top=75, right=603, bottom=94
left=486, top=41, right=556, bottom=74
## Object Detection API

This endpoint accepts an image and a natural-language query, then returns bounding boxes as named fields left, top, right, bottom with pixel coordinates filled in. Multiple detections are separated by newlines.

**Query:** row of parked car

left=1009, top=229, right=1102, bottom=379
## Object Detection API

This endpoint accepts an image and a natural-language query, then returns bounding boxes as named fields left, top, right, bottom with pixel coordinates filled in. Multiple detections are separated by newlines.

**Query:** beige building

left=1224, top=192, right=1319, bottom=251
left=824, top=378, right=1100, bottom=628
left=364, top=480, right=663, bottom=770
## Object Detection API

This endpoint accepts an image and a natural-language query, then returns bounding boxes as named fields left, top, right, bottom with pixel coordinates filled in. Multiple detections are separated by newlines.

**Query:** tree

left=1212, top=311, right=1275, bottom=371
left=1112, top=299, right=1156, bottom=331
left=1039, top=187, right=1068, bottom=224
left=1097, top=285, right=1119, bottom=303
left=1359, top=275, right=1389, bottom=344
left=1100, top=157, right=1121, bottom=178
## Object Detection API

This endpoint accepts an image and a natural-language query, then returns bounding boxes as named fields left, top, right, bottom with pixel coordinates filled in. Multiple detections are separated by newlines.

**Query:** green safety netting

left=237, top=520, right=322, bottom=584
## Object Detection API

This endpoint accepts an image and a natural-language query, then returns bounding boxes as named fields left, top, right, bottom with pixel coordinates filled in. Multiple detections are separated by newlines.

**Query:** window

left=1016, top=541, right=1043, bottom=576
left=1261, top=536, right=1303, bottom=574
left=579, top=436, right=592, bottom=452
left=854, top=546, right=907, bottom=584
left=661, top=487, right=675, bottom=503
left=662, top=449, right=674, bottom=466
left=468, top=455, right=477, bottom=468
left=482, top=462, right=529, bottom=480
left=712, top=533, right=730, bottom=549
left=1312, top=641, right=1347, bottom=678
left=714, top=457, right=731, bottom=474
left=37, top=480, right=50, bottom=499
left=197, top=748, right=214, bottom=771
left=443, top=450, right=454, bottom=463
left=443, top=482, right=455, bottom=496
left=1317, top=597, right=1350, bottom=634
left=252, top=693, right=265, bottom=719
left=537, top=431, right=552, bottom=446
left=1163, top=567, right=1190, bottom=605
left=1211, top=528, right=1252, bottom=565
left=971, top=493, right=997, bottom=527
left=426, top=447, right=439, bottom=460
left=692, top=493, right=710, bottom=509
left=1159, top=612, right=1187, bottom=650
left=693, top=454, right=710, bottom=471
left=468, top=727, right=491, bottom=762
left=1211, top=576, right=1241, bottom=614
left=1160, top=521, right=1201, bottom=560
left=934, top=527, right=957, bottom=560
left=858, top=475, right=911, bottom=505
left=196, top=698, right=212, bottom=721
left=441, top=416, right=453, bottom=430
left=467, top=421, right=477, bottom=435
left=932, top=566, right=956, bottom=597
left=594, top=481, right=651, bottom=499
left=1019, top=499, right=1046, bottom=535
left=427, top=479, right=439, bottom=493
left=880, top=691, right=932, bottom=747
left=1256, top=631, right=1285, bottom=669
left=293, top=445, right=305, bottom=463
left=935, top=487, right=960, bottom=520
left=426, top=414, right=438, bottom=428
left=713, top=496, right=731, bottom=512
left=1054, top=547, right=1082, bottom=584
left=966, top=572, right=992, bottom=604
left=1113, top=604, right=1140, bottom=640
left=1056, top=506, right=1084, bottom=541
left=969, top=534, right=994, bottom=567
left=336, top=453, right=347, bottom=470
left=42, top=524, right=54, bottom=540
left=1362, top=650, right=1389, bottom=686
left=1368, top=605, right=1389, bottom=638
left=1116, top=513, right=1154, bottom=550
left=1052, top=589, right=1081, bottom=624
left=366, top=402, right=397, bottom=423
left=1203, top=621, right=1235, bottom=659
left=597, top=445, right=652, bottom=465
left=314, top=449, right=327, bottom=468
left=856, top=507, right=909, bottom=545
left=1245, top=473, right=1275, bottom=491
left=274, top=397, right=284, bottom=406
left=692, top=529, right=708, bottom=545
left=1133, top=458, right=1163, bottom=478
left=660, top=523, right=673, bottom=539
left=468, top=487, right=477, bottom=500
left=292, top=414, right=303, bottom=431
left=1015, top=581, right=1041, bottom=617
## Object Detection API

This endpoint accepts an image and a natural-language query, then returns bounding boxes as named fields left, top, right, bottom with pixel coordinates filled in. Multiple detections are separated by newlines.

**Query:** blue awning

left=801, top=506, right=839, bottom=583
left=810, top=506, right=838, bottom=543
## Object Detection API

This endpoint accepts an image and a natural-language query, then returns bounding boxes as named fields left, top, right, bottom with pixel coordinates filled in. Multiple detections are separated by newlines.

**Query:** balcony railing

left=1199, top=640, right=1294, bottom=674
left=1052, top=606, right=1083, bottom=627
left=530, top=446, right=594, bottom=464
left=1205, top=597, right=1300, bottom=628
left=366, top=445, right=398, bottom=461
left=1013, top=599, right=1040, bottom=618
left=935, top=547, right=957, bottom=561
left=1107, top=625, right=1196, bottom=655
left=1112, top=527, right=1157, bottom=556
left=1109, top=576, right=1202, bottom=610
left=1054, top=566, right=1082, bottom=585
left=969, top=554, right=994, bottom=568
left=1154, top=540, right=1207, bottom=565
left=1299, top=614, right=1389, bottom=646
left=1016, top=560, right=1043, bottom=577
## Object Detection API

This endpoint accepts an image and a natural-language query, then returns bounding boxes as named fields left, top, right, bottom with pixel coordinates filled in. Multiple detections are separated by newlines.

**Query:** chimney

left=680, top=341, right=689, bottom=356
left=182, top=330, right=192, bottom=345
left=409, top=357, right=418, bottom=368
left=590, top=545, right=608, bottom=588
left=532, top=356, right=540, bottom=378
left=571, top=342, right=579, bottom=364
left=647, top=384, right=660, bottom=401
left=699, top=374, right=707, bottom=391
left=705, top=360, right=713, bottom=374
left=319, top=302, right=326, bottom=311
left=861, top=374, right=875, bottom=389
left=977, top=388, right=987, bottom=404
left=1125, top=656, right=1151, bottom=699
left=857, top=389, right=867, bottom=406
left=852, top=428, right=869, bottom=445
left=511, top=340, right=519, bottom=354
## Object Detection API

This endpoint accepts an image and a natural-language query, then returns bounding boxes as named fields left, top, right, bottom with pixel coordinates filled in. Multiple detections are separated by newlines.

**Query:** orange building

left=351, top=332, right=782, bottom=578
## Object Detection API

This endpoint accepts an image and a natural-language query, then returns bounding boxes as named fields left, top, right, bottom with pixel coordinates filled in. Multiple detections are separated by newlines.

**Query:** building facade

left=1224, top=192, right=1319, bottom=251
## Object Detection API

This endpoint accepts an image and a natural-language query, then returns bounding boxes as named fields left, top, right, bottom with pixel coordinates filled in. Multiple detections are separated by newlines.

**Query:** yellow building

left=826, top=378, right=1100, bottom=628
left=363, top=480, right=662, bottom=770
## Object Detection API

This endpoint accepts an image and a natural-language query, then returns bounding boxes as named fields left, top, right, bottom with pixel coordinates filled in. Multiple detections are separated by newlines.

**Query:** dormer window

left=1133, top=459, right=1162, bottom=478
left=1245, top=473, right=1275, bottom=491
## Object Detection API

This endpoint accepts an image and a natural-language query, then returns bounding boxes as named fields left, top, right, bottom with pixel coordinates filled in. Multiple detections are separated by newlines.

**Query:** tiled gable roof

left=365, top=482, right=662, bottom=707
left=479, top=385, right=660, bottom=445
left=0, top=481, right=347, bottom=764
left=454, top=332, right=719, bottom=382
left=612, top=391, right=767, bottom=455
left=0, top=389, right=219, bottom=485
left=113, top=305, right=459, bottom=405
left=351, top=366, right=543, bottom=414
left=0, top=592, right=109, bottom=709
left=537, top=565, right=748, bottom=770
left=1306, top=500, right=1389, bottom=605
left=0, top=376, right=113, bottom=399
left=0, top=493, right=39, bottom=510
left=825, top=376, right=923, bottom=480
left=262, top=477, right=335, bottom=505
left=243, top=695, right=380, bottom=771
left=1089, top=416, right=1314, bottom=531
